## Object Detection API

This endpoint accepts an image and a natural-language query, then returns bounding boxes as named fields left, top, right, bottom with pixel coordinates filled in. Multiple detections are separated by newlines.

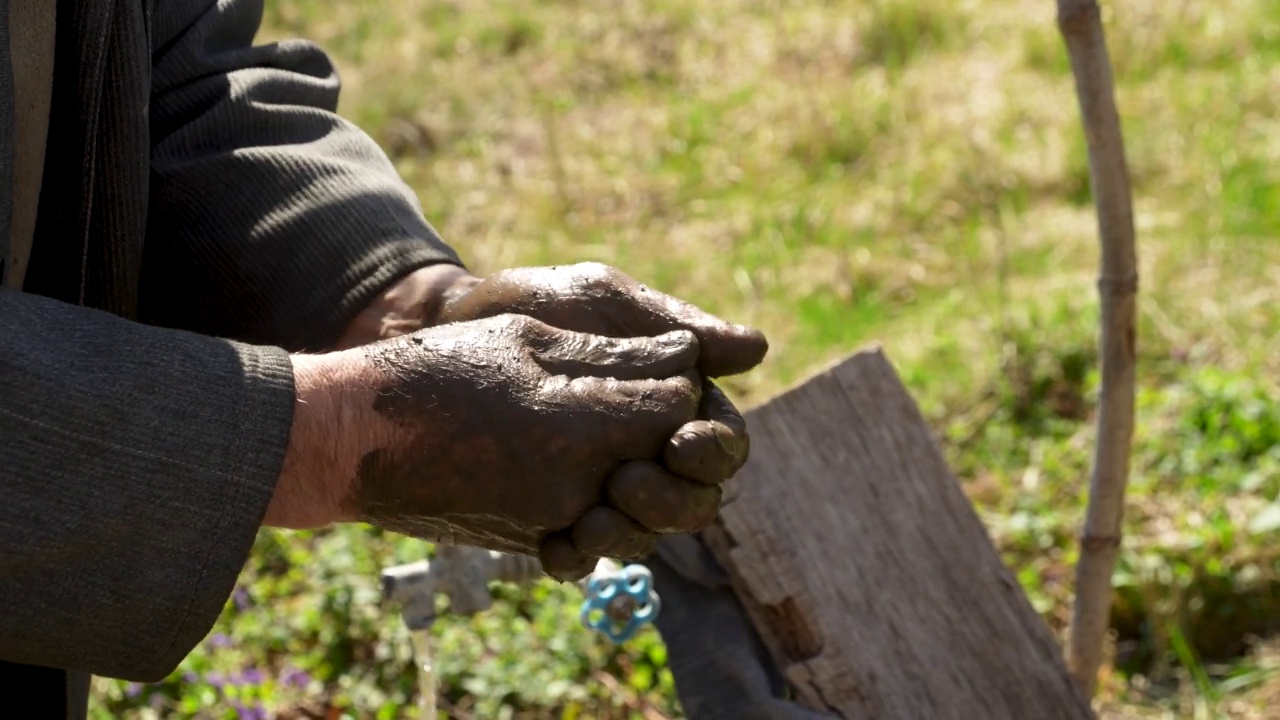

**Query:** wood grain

left=704, top=347, right=1093, bottom=719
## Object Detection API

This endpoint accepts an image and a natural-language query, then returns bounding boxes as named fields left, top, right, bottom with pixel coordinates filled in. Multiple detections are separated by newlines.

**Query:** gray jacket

left=0, top=0, right=459, bottom=714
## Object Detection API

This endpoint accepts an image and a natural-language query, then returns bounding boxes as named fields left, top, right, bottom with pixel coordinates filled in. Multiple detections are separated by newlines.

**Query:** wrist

left=266, top=351, right=372, bottom=529
left=335, top=263, right=479, bottom=349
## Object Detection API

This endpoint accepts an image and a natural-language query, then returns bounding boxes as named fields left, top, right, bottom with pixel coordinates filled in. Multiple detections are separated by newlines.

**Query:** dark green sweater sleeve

left=0, top=289, right=295, bottom=681
left=140, top=0, right=463, bottom=351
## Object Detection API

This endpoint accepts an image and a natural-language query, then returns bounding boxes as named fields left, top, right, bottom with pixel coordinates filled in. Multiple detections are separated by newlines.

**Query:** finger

left=570, top=506, right=659, bottom=560
left=626, top=289, right=769, bottom=378
left=557, top=371, right=701, bottom=459
left=539, top=533, right=597, bottom=582
left=578, top=267, right=766, bottom=378
left=606, top=460, right=723, bottom=533
left=535, top=328, right=700, bottom=381
left=664, top=381, right=750, bottom=484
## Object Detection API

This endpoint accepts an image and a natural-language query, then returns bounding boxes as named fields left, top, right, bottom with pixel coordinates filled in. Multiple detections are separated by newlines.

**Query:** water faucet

left=381, top=546, right=660, bottom=642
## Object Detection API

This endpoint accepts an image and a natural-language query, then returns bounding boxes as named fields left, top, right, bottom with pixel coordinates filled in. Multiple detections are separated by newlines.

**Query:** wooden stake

left=1054, top=0, right=1140, bottom=697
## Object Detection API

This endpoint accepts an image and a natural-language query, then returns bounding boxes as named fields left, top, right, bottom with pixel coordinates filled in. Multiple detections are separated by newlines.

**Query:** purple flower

left=124, top=682, right=143, bottom=698
left=207, top=633, right=232, bottom=649
left=238, top=667, right=266, bottom=686
left=182, top=671, right=199, bottom=684
left=205, top=671, right=228, bottom=690
left=281, top=666, right=311, bottom=689
left=232, top=586, right=252, bottom=611
left=232, top=701, right=268, bottom=720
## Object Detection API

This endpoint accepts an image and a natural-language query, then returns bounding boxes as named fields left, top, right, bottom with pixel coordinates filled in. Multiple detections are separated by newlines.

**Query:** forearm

left=267, top=351, right=386, bottom=528
left=272, top=264, right=476, bottom=526
left=144, top=0, right=465, bottom=351
left=0, top=290, right=293, bottom=680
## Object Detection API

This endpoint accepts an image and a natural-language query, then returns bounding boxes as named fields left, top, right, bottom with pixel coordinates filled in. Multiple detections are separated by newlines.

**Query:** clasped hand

left=279, top=263, right=767, bottom=581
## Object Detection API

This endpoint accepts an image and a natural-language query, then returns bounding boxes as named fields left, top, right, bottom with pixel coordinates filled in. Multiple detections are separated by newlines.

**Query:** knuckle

left=500, top=313, right=554, bottom=341
left=485, top=312, right=526, bottom=331
left=572, top=262, right=621, bottom=294
left=572, top=261, right=613, bottom=279
left=674, top=377, right=702, bottom=413
left=502, top=312, right=535, bottom=331
left=648, top=391, right=698, bottom=427
left=672, top=328, right=698, bottom=346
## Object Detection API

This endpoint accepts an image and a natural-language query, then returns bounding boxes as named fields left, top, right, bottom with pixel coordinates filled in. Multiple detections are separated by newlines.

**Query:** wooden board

left=703, top=347, right=1093, bottom=719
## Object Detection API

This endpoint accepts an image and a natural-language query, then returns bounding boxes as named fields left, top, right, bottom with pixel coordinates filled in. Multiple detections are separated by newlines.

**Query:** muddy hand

left=438, top=263, right=768, bottom=378
left=540, top=375, right=749, bottom=579
left=438, top=264, right=763, bottom=543
left=346, top=313, right=741, bottom=579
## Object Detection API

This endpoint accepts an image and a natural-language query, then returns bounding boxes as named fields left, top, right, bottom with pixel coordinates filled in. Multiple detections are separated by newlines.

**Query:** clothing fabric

left=0, top=1, right=813, bottom=718
left=2, top=0, right=54, bottom=290
left=0, top=0, right=459, bottom=714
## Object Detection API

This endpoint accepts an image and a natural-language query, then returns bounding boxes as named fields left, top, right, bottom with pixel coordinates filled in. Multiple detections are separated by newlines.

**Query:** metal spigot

left=380, top=545, right=542, bottom=630
left=381, top=547, right=660, bottom=642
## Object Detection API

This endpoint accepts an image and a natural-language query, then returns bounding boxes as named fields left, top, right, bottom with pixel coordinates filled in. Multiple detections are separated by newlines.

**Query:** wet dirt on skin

left=351, top=315, right=709, bottom=569
left=437, top=263, right=769, bottom=378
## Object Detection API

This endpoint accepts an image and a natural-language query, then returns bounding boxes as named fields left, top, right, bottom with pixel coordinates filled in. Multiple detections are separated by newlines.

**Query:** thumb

left=534, top=328, right=701, bottom=380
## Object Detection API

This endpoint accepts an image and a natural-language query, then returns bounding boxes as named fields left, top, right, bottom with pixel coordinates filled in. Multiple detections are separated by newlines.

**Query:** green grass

left=93, top=0, right=1280, bottom=717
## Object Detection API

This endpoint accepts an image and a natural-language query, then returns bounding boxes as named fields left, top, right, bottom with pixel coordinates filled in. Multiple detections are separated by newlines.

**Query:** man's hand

left=434, top=263, right=766, bottom=512
left=435, top=263, right=767, bottom=378
left=328, top=261, right=767, bottom=577
left=336, top=262, right=769, bottom=377
left=340, top=263, right=765, bottom=480
left=271, top=314, right=726, bottom=580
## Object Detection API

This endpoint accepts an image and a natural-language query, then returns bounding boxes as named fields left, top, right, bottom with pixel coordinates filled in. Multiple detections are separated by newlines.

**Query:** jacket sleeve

left=0, top=289, right=295, bottom=681
left=141, top=0, right=464, bottom=351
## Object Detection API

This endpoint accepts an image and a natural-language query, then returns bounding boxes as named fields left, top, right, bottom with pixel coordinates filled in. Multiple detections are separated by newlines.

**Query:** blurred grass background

left=94, top=0, right=1280, bottom=717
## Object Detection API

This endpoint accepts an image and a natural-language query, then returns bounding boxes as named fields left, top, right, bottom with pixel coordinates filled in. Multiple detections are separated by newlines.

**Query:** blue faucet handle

left=579, top=563, right=661, bottom=644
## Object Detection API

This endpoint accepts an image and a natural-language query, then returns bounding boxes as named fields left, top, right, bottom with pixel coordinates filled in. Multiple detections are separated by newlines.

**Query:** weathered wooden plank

left=703, top=347, right=1093, bottom=719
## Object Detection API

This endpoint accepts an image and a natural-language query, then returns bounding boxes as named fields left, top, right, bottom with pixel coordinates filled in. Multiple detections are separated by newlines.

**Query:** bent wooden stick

left=1054, top=0, right=1140, bottom=697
